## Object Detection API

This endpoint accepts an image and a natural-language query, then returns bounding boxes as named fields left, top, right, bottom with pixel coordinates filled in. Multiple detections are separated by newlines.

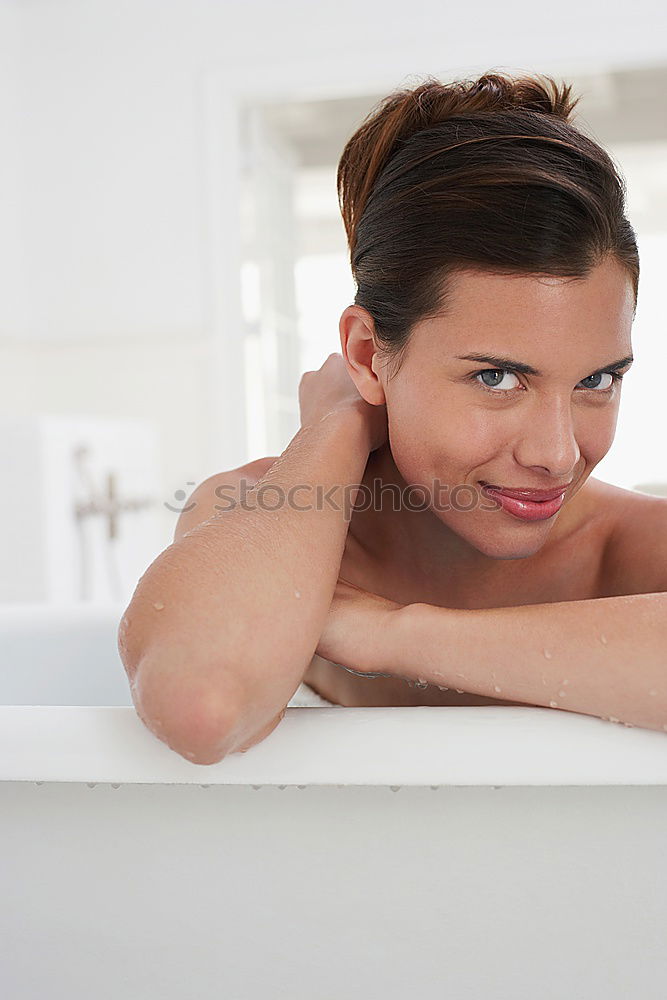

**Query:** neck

left=353, top=443, right=489, bottom=574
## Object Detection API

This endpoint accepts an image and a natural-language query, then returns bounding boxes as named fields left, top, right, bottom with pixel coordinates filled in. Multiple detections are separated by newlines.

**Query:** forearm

left=122, top=407, right=372, bottom=757
left=396, top=593, right=667, bottom=733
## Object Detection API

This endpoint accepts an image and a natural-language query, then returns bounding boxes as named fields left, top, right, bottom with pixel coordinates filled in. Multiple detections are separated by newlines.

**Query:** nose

left=513, top=394, right=581, bottom=478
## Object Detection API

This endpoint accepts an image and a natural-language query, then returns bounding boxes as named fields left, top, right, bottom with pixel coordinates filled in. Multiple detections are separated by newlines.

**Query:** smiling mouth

left=479, top=481, right=572, bottom=502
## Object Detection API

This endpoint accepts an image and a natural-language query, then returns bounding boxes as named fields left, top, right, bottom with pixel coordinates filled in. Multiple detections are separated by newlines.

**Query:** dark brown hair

left=337, top=71, right=639, bottom=379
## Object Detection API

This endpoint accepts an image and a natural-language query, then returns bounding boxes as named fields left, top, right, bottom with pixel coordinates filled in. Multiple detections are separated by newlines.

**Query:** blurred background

left=1, top=0, right=666, bottom=609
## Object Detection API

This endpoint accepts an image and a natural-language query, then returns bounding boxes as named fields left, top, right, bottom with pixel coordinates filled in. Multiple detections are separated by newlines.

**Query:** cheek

left=388, top=397, right=501, bottom=476
left=577, top=420, right=617, bottom=461
left=570, top=400, right=620, bottom=455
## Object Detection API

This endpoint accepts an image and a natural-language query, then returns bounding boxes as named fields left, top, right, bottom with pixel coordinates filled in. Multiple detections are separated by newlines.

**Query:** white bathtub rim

left=2, top=704, right=667, bottom=786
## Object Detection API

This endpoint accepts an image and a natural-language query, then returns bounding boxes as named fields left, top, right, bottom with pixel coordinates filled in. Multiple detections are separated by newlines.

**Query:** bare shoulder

left=173, top=455, right=280, bottom=543
left=597, top=479, right=667, bottom=597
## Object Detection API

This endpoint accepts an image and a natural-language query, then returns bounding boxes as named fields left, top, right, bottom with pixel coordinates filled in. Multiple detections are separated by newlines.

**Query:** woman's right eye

left=473, top=369, right=522, bottom=392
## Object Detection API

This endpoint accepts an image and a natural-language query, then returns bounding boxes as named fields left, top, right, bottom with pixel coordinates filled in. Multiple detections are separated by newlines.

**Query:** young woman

left=119, top=71, right=667, bottom=765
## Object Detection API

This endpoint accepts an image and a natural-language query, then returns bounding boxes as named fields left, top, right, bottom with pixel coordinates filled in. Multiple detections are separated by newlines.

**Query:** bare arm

left=394, top=592, right=667, bottom=733
left=118, top=403, right=375, bottom=764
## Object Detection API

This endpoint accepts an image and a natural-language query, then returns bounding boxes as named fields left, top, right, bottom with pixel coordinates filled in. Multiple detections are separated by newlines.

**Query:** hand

left=298, top=352, right=388, bottom=452
left=315, top=576, right=406, bottom=676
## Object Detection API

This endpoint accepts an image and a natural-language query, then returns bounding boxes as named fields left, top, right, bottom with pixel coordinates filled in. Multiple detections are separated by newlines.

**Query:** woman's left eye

left=578, top=372, right=617, bottom=390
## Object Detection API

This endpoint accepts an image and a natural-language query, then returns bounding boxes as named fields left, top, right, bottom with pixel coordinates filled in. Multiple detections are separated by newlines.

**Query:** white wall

left=9, top=0, right=667, bottom=341
left=1, top=0, right=666, bottom=567
left=0, top=1, right=25, bottom=335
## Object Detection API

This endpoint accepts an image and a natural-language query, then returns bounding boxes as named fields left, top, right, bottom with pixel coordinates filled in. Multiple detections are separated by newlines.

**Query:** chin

left=465, top=530, right=549, bottom=561
left=489, top=546, right=544, bottom=561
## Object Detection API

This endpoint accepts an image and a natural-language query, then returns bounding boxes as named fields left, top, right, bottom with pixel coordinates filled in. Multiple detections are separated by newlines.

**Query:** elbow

left=117, top=603, right=284, bottom=765
left=128, top=645, right=244, bottom=766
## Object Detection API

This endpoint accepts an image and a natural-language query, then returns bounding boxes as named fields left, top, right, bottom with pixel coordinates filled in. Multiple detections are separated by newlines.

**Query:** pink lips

left=480, top=481, right=572, bottom=502
left=480, top=481, right=570, bottom=522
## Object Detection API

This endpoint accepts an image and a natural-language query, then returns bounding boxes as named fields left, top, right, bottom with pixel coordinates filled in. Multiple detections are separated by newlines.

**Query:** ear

left=339, top=305, right=387, bottom=406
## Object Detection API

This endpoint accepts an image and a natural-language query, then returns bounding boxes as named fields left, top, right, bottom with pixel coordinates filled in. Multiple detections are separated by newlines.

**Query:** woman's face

left=351, top=258, right=635, bottom=562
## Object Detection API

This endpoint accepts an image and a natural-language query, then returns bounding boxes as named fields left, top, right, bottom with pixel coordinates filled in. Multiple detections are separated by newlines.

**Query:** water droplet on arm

left=152, top=601, right=165, bottom=611
left=543, top=648, right=552, bottom=659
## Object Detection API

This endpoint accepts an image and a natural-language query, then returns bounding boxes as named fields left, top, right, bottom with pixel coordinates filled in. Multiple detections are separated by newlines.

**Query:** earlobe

left=349, top=358, right=387, bottom=408
left=360, top=362, right=387, bottom=407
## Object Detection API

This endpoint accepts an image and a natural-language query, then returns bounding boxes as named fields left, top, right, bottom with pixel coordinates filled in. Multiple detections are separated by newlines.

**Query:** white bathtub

left=2, top=603, right=667, bottom=998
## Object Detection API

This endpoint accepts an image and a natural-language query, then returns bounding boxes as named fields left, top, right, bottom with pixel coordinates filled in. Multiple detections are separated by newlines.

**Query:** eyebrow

left=455, top=353, right=634, bottom=377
